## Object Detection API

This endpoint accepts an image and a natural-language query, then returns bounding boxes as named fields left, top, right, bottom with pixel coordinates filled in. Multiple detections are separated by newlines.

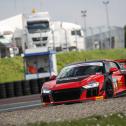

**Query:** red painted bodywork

left=41, top=60, right=126, bottom=105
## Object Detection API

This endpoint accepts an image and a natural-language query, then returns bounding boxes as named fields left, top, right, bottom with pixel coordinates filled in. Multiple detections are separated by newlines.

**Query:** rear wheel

left=105, top=83, right=114, bottom=98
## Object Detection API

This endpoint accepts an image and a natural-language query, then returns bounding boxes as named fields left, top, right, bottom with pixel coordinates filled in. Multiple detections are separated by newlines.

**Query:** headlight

left=82, top=82, right=99, bottom=89
left=41, top=88, right=51, bottom=94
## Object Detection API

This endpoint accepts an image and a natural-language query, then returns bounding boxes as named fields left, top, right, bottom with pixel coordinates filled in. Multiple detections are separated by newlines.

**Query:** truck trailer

left=0, top=11, right=85, bottom=53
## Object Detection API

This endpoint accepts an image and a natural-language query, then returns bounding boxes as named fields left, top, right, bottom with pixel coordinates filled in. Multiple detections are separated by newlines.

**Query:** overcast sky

left=0, top=0, right=125, bottom=27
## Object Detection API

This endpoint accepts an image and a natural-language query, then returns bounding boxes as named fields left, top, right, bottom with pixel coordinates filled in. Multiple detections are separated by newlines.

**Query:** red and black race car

left=41, top=60, right=126, bottom=105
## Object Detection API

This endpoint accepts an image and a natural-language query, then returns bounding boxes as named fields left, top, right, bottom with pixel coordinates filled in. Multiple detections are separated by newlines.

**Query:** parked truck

left=0, top=11, right=85, bottom=53
left=26, top=12, right=85, bottom=51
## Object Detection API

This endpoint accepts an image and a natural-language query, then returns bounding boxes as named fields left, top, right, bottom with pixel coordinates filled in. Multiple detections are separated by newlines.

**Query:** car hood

left=42, top=74, right=103, bottom=90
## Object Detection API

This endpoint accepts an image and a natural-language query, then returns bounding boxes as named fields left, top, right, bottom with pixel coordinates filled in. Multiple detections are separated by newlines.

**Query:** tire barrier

left=5, top=82, right=15, bottom=98
left=37, top=78, right=45, bottom=93
left=14, top=81, right=23, bottom=97
left=30, top=79, right=39, bottom=94
left=0, top=83, right=7, bottom=98
left=22, top=80, right=31, bottom=95
left=0, top=77, right=49, bottom=99
left=45, top=77, right=50, bottom=82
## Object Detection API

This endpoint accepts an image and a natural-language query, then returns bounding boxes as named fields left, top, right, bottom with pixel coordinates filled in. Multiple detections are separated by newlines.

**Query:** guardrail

left=0, top=78, right=49, bottom=99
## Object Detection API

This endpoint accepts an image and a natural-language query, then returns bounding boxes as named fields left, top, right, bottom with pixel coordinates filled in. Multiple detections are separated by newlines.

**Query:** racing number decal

left=112, top=78, right=118, bottom=90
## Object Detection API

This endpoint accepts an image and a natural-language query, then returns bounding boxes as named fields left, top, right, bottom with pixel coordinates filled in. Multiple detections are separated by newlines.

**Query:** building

left=0, top=35, right=10, bottom=58
left=0, top=35, right=19, bottom=58
left=85, top=26, right=124, bottom=50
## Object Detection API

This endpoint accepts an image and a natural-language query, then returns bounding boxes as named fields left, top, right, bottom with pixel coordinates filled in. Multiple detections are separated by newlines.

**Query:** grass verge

left=0, top=49, right=126, bottom=83
left=27, top=113, right=126, bottom=126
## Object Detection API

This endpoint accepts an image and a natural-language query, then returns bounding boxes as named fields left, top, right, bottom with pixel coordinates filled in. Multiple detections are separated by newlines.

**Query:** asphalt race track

left=0, top=94, right=41, bottom=112
left=1, top=96, right=126, bottom=126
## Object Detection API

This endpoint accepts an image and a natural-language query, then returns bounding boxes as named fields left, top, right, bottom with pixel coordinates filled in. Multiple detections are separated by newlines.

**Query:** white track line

left=0, top=101, right=41, bottom=112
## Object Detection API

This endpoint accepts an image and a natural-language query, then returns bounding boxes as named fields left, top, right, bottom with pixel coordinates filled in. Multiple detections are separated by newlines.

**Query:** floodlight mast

left=103, top=0, right=111, bottom=48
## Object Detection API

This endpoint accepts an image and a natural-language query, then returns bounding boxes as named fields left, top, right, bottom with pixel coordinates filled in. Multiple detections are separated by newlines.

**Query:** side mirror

left=50, top=75, right=57, bottom=80
left=109, top=67, right=118, bottom=73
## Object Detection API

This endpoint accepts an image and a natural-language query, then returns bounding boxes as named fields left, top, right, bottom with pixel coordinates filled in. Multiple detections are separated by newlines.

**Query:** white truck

left=0, top=11, right=85, bottom=52
left=26, top=12, right=85, bottom=51
left=49, top=21, right=85, bottom=51
left=25, top=12, right=51, bottom=49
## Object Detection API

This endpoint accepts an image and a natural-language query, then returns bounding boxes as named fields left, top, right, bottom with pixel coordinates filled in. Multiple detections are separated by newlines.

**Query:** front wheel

left=105, top=84, right=114, bottom=98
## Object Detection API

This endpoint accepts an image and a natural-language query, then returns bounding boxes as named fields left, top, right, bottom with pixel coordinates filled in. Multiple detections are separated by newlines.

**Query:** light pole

left=81, top=10, right=87, bottom=50
left=103, top=0, right=111, bottom=48
left=89, top=27, right=95, bottom=48
left=81, top=10, right=87, bottom=34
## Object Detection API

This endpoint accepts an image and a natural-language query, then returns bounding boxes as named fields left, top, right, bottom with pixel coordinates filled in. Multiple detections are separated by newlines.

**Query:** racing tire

left=0, top=83, right=7, bottom=99
left=30, top=79, right=39, bottom=94
left=105, top=83, right=114, bottom=98
left=6, top=82, right=15, bottom=98
left=14, top=81, right=23, bottom=97
left=22, top=80, right=31, bottom=95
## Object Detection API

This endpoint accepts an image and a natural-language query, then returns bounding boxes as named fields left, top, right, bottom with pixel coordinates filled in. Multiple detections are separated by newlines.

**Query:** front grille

left=36, top=43, right=46, bottom=47
left=86, top=87, right=99, bottom=98
left=42, top=94, right=50, bottom=102
left=32, top=37, right=48, bottom=42
left=52, top=88, right=81, bottom=102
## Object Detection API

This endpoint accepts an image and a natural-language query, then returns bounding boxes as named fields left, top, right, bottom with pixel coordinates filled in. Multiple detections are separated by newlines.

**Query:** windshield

left=57, top=62, right=104, bottom=79
left=71, top=30, right=82, bottom=36
left=27, top=21, right=49, bottom=33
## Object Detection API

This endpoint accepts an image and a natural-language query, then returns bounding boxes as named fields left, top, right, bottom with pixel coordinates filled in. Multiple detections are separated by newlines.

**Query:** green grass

left=27, top=113, right=126, bottom=126
left=57, top=49, right=126, bottom=71
left=0, top=49, right=126, bottom=83
left=0, top=56, right=24, bottom=83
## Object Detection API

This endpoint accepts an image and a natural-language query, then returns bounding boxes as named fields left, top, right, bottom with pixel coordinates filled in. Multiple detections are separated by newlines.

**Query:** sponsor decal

left=112, top=78, right=118, bottom=90
left=95, top=96, right=104, bottom=100
left=117, top=80, right=123, bottom=87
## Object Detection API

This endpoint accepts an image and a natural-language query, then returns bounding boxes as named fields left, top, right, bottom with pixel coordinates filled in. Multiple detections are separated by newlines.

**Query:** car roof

left=115, top=59, right=126, bottom=63
left=67, top=59, right=113, bottom=67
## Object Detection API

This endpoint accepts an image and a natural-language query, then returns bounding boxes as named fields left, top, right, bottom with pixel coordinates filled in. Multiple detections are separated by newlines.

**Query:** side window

left=105, top=62, right=119, bottom=73
left=105, top=62, right=111, bottom=73
left=119, top=63, right=126, bottom=70
left=71, top=30, right=82, bottom=36
left=109, top=62, right=119, bottom=69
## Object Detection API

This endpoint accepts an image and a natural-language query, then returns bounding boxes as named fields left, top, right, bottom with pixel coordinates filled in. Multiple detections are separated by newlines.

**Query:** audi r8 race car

left=41, top=60, right=126, bottom=105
